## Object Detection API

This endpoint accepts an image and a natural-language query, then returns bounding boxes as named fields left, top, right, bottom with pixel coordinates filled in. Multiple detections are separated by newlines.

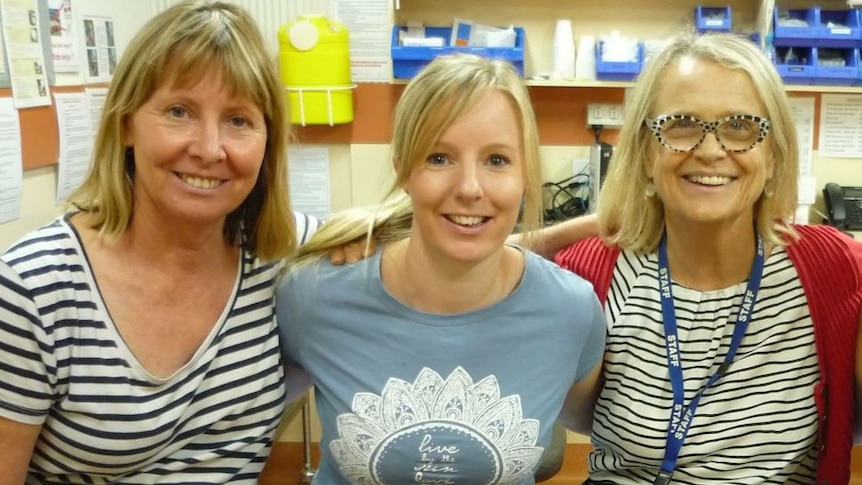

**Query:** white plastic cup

left=551, top=19, right=575, bottom=80
left=575, top=35, right=596, bottom=80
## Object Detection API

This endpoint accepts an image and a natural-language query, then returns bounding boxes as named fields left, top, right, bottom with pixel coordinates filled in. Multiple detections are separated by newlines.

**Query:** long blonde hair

left=599, top=31, right=799, bottom=252
left=295, top=53, right=543, bottom=265
left=67, top=0, right=296, bottom=260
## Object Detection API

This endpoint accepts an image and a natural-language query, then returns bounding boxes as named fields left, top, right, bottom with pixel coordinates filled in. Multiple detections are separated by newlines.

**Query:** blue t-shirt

left=277, top=248, right=605, bottom=485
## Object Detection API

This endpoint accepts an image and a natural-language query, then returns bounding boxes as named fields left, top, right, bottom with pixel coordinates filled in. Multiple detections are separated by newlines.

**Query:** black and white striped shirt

left=589, top=246, right=819, bottom=484
left=0, top=212, right=319, bottom=484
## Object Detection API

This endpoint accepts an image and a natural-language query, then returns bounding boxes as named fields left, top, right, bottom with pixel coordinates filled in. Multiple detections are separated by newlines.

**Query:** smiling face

left=125, top=67, right=267, bottom=230
left=647, top=56, right=775, bottom=233
left=402, top=89, right=525, bottom=265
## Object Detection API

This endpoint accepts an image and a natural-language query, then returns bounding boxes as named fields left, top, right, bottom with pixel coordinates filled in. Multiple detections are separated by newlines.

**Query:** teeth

left=180, top=174, right=222, bottom=189
left=688, top=175, right=731, bottom=186
left=449, top=215, right=485, bottom=226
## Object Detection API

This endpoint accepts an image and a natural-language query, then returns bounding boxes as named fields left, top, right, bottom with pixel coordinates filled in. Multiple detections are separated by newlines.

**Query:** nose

left=189, top=120, right=226, bottom=165
left=455, top=162, right=483, bottom=201
left=693, top=129, right=726, bottom=159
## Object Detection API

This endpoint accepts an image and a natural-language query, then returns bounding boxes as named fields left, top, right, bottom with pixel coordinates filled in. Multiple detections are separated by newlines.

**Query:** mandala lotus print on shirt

left=330, top=367, right=544, bottom=485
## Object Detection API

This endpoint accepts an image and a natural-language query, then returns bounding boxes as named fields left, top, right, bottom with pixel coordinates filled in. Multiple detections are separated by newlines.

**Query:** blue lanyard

left=654, top=232, right=764, bottom=485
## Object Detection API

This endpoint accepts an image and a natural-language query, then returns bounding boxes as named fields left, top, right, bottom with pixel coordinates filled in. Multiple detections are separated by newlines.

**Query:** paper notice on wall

left=788, top=96, right=815, bottom=176
left=0, top=0, right=51, bottom=108
left=48, top=0, right=82, bottom=85
left=0, top=97, right=23, bottom=223
left=332, top=0, right=392, bottom=82
left=81, top=14, right=116, bottom=83
left=288, top=146, right=331, bottom=219
left=54, top=91, right=92, bottom=203
left=818, top=94, right=862, bottom=158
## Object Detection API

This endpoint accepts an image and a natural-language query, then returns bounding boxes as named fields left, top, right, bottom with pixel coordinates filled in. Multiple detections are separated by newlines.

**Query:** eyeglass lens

left=660, top=117, right=761, bottom=151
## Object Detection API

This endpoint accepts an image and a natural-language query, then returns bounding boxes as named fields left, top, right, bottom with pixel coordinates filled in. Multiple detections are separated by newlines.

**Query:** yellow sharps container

left=279, top=15, right=354, bottom=126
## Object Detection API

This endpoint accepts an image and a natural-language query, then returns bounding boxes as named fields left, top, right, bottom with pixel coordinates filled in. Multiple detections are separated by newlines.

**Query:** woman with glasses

left=550, top=31, right=862, bottom=483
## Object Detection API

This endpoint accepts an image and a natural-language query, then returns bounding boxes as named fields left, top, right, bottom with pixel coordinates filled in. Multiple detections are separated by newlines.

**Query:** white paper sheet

left=0, top=97, right=23, bottom=223
left=0, top=0, right=51, bottom=108
left=81, top=14, right=115, bottom=83
left=54, top=91, right=92, bottom=203
left=48, top=0, right=82, bottom=85
left=332, top=0, right=391, bottom=82
left=288, top=146, right=331, bottom=219
left=818, top=94, right=862, bottom=158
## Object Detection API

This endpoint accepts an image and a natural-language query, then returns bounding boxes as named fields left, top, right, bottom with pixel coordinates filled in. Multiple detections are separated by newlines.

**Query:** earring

left=644, top=178, right=656, bottom=198
left=763, top=175, right=774, bottom=198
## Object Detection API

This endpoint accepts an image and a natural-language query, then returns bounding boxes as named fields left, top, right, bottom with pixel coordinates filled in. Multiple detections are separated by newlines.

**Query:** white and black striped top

left=0, top=212, right=319, bottom=484
left=589, top=246, right=819, bottom=484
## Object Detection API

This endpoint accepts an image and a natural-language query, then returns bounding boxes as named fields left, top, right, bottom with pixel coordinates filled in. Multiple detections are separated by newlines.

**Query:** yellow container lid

left=279, top=14, right=348, bottom=52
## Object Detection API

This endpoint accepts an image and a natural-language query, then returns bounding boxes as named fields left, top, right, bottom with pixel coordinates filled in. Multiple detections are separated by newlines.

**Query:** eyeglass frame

left=644, top=114, right=771, bottom=153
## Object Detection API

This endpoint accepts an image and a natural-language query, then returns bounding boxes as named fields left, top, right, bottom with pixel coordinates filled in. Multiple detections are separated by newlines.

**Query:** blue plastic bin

left=695, top=6, right=732, bottom=32
left=773, top=46, right=816, bottom=85
left=773, top=8, right=818, bottom=47
left=595, top=41, right=643, bottom=81
left=390, top=26, right=525, bottom=79
left=815, top=47, right=859, bottom=85
left=818, top=9, right=861, bottom=48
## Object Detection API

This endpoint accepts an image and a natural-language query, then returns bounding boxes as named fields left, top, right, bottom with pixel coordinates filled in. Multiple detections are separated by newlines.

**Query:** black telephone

left=823, top=183, right=862, bottom=230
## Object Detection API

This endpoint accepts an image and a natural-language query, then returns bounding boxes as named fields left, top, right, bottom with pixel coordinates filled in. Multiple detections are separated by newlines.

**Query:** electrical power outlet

left=586, top=103, right=625, bottom=128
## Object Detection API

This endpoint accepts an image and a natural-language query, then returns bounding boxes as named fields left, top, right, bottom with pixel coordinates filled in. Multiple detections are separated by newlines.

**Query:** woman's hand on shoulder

left=329, top=239, right=375, bottom=265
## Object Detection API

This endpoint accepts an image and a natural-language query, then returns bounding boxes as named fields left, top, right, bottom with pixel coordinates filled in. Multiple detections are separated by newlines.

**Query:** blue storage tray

left=774, top=46, right=815, bottom=85
left=390, top=26, right=525, bottom=79
left=773, top=7, right=818, bottom=47
left=695, top=5, right=732, bottom=32
left=815, top=47, right=859, bottom=85
left=818, top=9, right=862, bottom=48
left=595, top=41, right=643, bottom=81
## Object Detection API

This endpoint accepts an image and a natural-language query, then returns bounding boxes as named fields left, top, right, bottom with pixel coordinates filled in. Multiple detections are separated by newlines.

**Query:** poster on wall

left=332, top=0, right=391, bottom=82
left=0, top=98, right=23, bottom=223
left=81, top=13, right=114, bottom=83
left=47, top=0, right=80, bottom=85
left=0, top=0, right=52, bottom=108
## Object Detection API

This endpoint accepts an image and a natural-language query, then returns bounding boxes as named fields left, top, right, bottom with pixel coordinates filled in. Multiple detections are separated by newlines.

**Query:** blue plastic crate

left=695, top=5, right=732, bottom=32
left=815, top=47, right=859, bottom=85
left=390, top=26, right=525, bottom=79
left=595, top=41, right=642, bottom=81
left=773, top=7, right=818, bottom=47
left=818, top=9, right=862, bottom=48
left=773, top=46, right=815, bottom=85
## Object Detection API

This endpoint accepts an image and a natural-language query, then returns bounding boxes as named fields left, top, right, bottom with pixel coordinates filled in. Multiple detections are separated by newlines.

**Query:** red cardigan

left=554, top=224, right=862, bottom=484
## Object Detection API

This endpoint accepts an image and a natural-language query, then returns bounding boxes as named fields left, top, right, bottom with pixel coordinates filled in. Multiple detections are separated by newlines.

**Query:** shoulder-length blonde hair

left=295, top=53, right=543, bottom=264
left=68, top=0, right=295, bottom=261
left=599, top=31, right=799, bottom=252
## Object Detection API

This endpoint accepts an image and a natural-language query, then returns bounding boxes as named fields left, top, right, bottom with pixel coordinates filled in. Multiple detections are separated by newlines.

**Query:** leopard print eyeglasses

left=645, top=114, right=771, bottom=153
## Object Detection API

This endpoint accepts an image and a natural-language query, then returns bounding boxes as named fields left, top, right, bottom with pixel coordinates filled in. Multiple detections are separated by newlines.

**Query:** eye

left=167, top=106, right=187, bottom=118
left=426, top=153, right=449, bottom=166
left=665, top=117, right=697, bottom=130
left=229, top=115, right=250, bottom=128
left=487, top=154, right=511, bottom=167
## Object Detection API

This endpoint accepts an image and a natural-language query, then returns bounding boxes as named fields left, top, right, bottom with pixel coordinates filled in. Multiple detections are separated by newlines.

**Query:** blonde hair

left=67, top=0, right=295, bottom=261
left=599, top=31, right=799, bottom=252
left=295, top=53, right=543, bottom=264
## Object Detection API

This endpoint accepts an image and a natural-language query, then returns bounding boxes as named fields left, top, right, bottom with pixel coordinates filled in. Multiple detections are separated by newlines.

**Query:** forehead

left=652, top=56, right=766, bottom=117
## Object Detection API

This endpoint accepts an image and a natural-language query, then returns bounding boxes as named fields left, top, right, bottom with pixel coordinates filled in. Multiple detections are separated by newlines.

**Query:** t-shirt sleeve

left=293, top=211, right=322, bottom=246
left=0, top=260, right=54, bottom=425
left=574, top=291, right=607, bottom=382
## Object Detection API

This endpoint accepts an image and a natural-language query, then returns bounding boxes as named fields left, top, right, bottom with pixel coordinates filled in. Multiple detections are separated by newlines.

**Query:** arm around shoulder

left=507, top=214, right=599, bottom=260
